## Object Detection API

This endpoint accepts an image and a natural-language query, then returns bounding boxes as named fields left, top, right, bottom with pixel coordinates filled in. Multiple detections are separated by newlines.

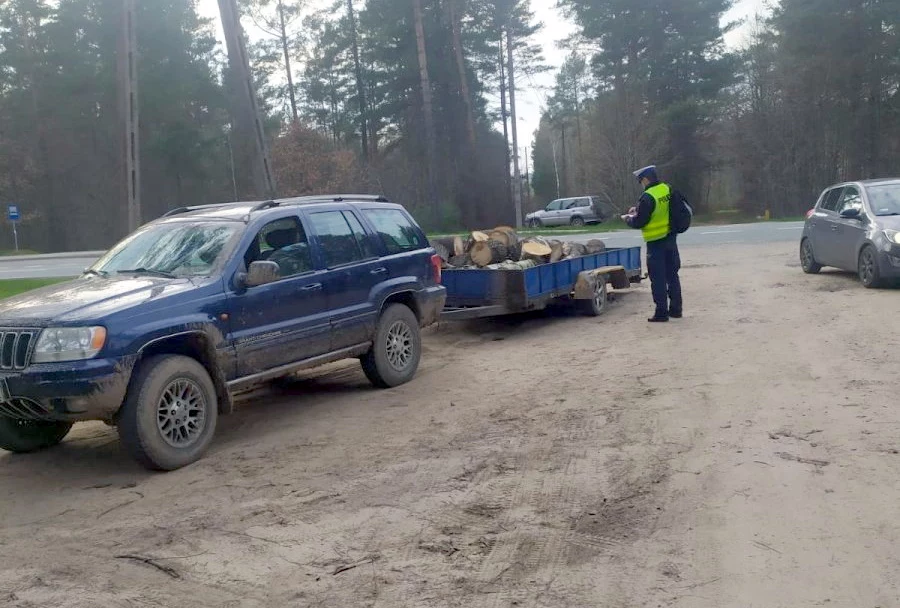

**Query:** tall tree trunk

left=277, top=0, right=298, bottom=122
left=498, top=37, right=512, bottom=208
left=506, top=29, right=522, bottom=227
left=347, top=0, right=369, bottom=161
left=448, top=0, right=476, bottom=146
left=560, top=122, right=568, bottom=198
left=412, top=0, right=437, bottom=201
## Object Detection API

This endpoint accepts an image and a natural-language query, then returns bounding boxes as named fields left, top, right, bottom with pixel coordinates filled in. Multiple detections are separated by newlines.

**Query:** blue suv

left=0, top=195, right=445, bottom=470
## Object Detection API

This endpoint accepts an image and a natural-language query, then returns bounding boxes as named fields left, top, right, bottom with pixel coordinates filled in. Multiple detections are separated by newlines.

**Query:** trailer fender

left=573, top=265, right=630, bottom=300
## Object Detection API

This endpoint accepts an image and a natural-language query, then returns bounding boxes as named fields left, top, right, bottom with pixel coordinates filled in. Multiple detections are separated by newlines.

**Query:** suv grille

left=0, top=329, right=38, bottom=370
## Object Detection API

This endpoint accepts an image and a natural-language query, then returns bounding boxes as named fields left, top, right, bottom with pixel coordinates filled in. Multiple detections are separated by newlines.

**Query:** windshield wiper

left=117, top=268, right=177, bottom=279
left=83, top=269, right=108, bottom=277
left=876, top=212, right=900, bottom=217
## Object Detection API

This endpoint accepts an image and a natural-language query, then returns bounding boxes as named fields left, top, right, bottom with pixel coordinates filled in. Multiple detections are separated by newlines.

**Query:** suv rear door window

left=363, top=209, right=425, bottom=254
left=342, top=211, right=377, bottom=259
left=309, top=211, right=365, bottom=267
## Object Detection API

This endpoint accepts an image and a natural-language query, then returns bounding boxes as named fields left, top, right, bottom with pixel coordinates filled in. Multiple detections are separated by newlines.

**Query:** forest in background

left=0, top=0, right=898, bottom=252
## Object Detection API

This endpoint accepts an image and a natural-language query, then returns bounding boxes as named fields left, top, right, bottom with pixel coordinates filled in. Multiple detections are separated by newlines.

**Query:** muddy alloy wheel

left=117, top=355, right=218, bottom=471
left=0, top=416, right=73, bottom=453
left=361, top=304, right=422, bottom=389
left=858, top=246, right=882, bottom=288
left=579, top=278, right=608, bottom=317
left=800, top=239, right=821, bottom=274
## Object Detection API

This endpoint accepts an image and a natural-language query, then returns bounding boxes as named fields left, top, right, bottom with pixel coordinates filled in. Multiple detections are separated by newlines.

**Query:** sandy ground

left=2, top=240, right=899, bottom=608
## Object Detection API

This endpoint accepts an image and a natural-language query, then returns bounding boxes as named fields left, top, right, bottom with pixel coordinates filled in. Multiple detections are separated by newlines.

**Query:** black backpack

left=668, top=187, right=693, bottom=234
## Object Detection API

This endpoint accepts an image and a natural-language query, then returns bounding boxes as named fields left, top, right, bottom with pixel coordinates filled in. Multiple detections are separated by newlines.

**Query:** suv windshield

left=91, top=221, right=241, bottom=278
left=867, top=184, right=900, bottom=216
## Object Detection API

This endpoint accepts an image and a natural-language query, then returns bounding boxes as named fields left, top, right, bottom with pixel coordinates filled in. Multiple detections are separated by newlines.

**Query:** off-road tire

left=800, top=238, right=821, bottom=274
left=361, top=304, right=422, bottom=389
left=0, top=417, right=72, bottom=453
left=117, top=355, right=218, bottom=471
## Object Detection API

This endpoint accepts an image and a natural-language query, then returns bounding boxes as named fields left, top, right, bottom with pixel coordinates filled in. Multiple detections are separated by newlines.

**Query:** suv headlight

left=32, top=327, right=107, bottom=363
left=884, top=229, right=900, bottom=245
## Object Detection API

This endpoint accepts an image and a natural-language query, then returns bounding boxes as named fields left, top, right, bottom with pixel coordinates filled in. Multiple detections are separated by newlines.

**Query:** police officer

left=621, top=165, right=683, bottom=322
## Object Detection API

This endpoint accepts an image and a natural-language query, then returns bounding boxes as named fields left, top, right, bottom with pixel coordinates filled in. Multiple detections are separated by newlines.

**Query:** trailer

left=440, top=246, right=643, bottom=320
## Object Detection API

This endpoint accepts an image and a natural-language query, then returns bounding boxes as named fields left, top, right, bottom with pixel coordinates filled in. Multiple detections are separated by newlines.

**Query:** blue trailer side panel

left=443, top=246, right=642, bottom=310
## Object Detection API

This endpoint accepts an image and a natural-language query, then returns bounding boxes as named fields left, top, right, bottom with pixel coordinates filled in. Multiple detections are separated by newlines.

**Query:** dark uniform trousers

left=646, top=233, right=682, bottom=318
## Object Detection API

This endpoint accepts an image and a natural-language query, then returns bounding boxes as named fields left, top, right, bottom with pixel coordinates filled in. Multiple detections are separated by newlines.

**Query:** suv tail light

left=430, top=254, right=442, bottom=284
left=806, top=208, right=815, bottom=219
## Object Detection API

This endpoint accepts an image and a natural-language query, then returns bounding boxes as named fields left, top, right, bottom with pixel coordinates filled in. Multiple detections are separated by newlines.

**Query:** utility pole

left=506, top=29, right=522, bottom=228
left=117, top=0, right=141, bottom=232
left=218, top=0, right=277, bottom=199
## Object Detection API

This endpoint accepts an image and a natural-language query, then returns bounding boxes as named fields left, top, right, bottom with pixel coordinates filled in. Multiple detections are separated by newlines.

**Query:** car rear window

left=363, top=209, right=426, bottom=254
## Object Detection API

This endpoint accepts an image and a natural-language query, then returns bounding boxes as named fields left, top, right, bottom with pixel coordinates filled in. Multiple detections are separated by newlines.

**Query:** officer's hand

left=620, top=214, right=631, bottom=222
left=628, top=207, right=636, bottom=215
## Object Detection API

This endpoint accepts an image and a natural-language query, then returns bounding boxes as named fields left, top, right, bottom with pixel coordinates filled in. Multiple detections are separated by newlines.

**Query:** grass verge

left=0, top=278, right=69, bottom=299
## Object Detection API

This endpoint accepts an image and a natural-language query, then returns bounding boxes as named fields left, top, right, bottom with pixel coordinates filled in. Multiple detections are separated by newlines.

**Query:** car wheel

left=570, top=216, right=586, bottom=227
left=0, top=416, right=72, bottom=453
left=117, top=355, right=218, bottom=471
left=361, top=304, right=422, bottom=389
left=858, top=245, right=882, bottom=288
left=578, top=277, right=608, bottom=317
left=528, top=218, right=542, bottom=229
left=800, top=238, right=821, bottom=274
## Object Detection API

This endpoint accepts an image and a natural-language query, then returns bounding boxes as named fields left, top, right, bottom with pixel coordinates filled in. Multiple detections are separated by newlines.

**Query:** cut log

left=470, top=240, right=509, bottom=267
left=562, top=241, right=588, bottom=259
left=548, top=239, right=564, bottom=263
left=507, top=241, right=523, bottom=262
left=448, top=254, right=471, bottom=268
left=585, top=239, right=607, bottom=254
left=489, top=229, right=516, bottom=247
left=464, top=231, right=491, bottom=253
left=489, top=227, right=519, bottom=248
left=432, top=241, right=451, bottom=262
left=485, top=259, right=537, bottom=271
left=519, top=237, right=552, bottom=261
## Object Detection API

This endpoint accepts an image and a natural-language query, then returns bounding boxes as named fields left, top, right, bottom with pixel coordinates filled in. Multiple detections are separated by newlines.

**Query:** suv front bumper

left=0, top=357, right=133, bottom=422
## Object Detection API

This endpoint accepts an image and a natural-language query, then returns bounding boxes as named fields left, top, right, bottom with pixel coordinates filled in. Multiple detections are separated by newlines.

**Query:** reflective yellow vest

left=642, top=183, right=671, bottom=242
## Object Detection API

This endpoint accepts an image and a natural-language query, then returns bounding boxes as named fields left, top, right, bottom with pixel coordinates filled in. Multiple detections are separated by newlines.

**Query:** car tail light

left=806, top=208, right=815, bottom=219
left=430, top=254, right=442, bottom=284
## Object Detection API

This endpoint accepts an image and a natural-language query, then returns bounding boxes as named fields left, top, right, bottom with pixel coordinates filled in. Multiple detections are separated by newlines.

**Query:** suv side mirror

left=840, top=208, right=862, bottom=220
left=240, top=261, right=280, bottom=288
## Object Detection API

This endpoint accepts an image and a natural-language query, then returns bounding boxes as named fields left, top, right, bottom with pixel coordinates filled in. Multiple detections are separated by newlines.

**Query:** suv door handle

left=301, top=283, right=323, bottom=291
left=370, top=267, right=388, bottom=275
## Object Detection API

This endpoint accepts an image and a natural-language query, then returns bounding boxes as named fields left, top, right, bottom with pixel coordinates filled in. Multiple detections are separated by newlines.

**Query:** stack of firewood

left=431, top=227, right=607, bottom=270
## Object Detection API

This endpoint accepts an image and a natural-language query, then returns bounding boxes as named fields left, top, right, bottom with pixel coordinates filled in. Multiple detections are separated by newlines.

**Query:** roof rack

left=162, top=202, right=251, bottom=218
left=244, top=194, right=391, bottom=214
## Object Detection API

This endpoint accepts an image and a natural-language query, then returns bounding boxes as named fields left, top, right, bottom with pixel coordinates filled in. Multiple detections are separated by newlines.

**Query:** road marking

left=701, top=230, right=743, bottom=235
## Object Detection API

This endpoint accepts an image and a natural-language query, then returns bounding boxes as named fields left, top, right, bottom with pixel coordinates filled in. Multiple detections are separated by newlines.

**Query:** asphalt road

left=0, top=221, right=805, bottom=280
left=558, top=220, right=805, bottom=249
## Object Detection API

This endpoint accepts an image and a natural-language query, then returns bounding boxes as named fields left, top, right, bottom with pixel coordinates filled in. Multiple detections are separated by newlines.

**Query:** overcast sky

left=197, top=0, right=770, bottom=156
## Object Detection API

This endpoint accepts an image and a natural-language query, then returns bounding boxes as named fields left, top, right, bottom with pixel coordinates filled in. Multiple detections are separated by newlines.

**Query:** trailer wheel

left=578, top=277, right=608, bottom=317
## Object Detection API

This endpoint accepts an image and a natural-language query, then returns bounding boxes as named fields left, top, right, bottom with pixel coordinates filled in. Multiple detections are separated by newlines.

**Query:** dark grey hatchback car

left=801, top=178, right=900, bottom=288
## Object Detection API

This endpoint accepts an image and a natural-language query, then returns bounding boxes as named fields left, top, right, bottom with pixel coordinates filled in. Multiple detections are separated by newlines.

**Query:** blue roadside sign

left=7, top=205, right=19, bottom=222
